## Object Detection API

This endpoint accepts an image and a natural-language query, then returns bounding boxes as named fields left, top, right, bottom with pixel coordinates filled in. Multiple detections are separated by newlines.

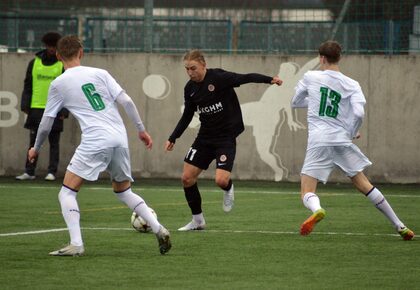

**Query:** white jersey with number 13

left=293, top=69, right=366, bottom=149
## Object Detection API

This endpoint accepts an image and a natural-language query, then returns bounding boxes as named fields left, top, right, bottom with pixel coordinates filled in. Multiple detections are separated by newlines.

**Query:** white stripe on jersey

left=44, top=66, right=128, bottom=150
left=293, top=70, right=366, bottom=148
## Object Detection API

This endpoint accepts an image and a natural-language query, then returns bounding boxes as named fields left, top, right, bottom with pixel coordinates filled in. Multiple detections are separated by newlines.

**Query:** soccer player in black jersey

left=165, top=49, right=282, bottom=231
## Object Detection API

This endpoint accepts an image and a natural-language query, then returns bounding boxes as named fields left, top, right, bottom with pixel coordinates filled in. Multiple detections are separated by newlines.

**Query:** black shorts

left=184, top=138, right=236, bottom=172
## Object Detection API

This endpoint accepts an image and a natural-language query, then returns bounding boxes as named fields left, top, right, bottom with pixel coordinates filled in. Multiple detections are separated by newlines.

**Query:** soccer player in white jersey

left=291, top=40, right=414, bottom=240
left=28, top=35, right=171, bottom=255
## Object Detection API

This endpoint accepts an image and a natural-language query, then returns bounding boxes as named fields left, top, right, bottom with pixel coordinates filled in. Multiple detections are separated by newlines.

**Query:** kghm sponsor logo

left=197, top=101, right=223, bottom=114
left=37, top=74, right=56, bottom=81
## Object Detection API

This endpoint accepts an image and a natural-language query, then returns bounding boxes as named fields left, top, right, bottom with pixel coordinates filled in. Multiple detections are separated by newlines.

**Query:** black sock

left=221, top=179, right=232, bottom=191
left=184, top=183, right=202, bottom=215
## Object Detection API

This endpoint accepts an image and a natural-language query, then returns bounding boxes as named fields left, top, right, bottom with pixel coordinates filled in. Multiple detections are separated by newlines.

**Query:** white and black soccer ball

left=130, top=208, right=157, bottom=233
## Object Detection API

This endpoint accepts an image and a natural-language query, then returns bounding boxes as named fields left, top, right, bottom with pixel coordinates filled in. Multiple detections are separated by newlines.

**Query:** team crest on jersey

left=208, top=84, right=215, bottom=92
left=219, top=155, right=227, bottom=162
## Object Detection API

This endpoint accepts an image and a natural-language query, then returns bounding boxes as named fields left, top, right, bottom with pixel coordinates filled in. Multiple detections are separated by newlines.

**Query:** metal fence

left=0, top=15, right=78, bottom=52
left=0, top=1, right=419, bottom=54
left=238, top=20, right=413, bottom=54
left=85, top=17, right=232, bottom=52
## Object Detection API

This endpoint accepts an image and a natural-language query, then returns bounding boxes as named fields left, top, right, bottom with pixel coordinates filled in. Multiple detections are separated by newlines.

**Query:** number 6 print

left=82, top=83, right=105, bottom=111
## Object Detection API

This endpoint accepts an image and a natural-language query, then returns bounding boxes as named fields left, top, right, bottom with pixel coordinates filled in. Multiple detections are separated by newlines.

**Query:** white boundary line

left=0, top=228, right=68, bottom=236
left=0, top=227, right=401, bottom=238
left=1, top=184, right=419, bottom=198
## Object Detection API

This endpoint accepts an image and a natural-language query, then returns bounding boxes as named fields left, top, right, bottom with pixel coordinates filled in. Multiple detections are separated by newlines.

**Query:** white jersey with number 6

left=292, top=70, right=366, bottom=149
left=44, top=66, right=128, bottom=150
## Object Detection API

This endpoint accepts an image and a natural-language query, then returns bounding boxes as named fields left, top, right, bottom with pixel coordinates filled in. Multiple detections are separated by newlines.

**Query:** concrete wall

left=0, top=53, right=419, bottom=183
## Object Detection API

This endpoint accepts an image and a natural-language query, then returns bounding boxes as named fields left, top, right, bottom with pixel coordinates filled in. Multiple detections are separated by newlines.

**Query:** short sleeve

left=104, top=70, right=125, bottom=100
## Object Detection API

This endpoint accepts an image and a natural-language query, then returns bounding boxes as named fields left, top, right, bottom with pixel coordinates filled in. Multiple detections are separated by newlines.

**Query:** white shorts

left=301, top=144, right=372, bottom=183
left=67, top=147, right=134, bottom=182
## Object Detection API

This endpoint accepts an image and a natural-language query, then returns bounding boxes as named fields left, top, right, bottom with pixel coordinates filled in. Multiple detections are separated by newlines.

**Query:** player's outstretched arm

left=116, top=92, right=146, bottom=132
left=28, top=115, right=55, bottom=163
left=165, top=102, right=195, bottom=152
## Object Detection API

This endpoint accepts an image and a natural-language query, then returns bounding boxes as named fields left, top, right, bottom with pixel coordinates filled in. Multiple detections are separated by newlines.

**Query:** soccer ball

left=130, top=208, right=157, bottom=233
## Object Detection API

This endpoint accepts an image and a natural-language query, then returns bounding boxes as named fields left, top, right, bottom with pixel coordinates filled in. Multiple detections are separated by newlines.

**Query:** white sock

left=302, top=192, right=322, bottom=213
left=366, top=187, right=405, bottom=229
left=58, top=186, right=83, bottom=247
left=223, top=183, right=234, bottom=194
left=115, top=188, right=161, bottom=233
left=193, top=213, right=205, bottom=225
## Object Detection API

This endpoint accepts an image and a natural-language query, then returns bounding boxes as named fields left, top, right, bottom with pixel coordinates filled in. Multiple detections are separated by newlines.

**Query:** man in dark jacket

left=16, top=32, right=68, bottom=181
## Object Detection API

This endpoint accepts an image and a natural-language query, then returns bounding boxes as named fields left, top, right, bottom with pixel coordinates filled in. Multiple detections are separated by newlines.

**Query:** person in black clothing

left=165, top=49, right=282, bottom=231
left=16, top=32, right=68, bottom=181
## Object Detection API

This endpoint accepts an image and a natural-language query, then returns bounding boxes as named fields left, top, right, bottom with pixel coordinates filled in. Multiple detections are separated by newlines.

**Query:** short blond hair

left=183, top=49, right=206, bottom=64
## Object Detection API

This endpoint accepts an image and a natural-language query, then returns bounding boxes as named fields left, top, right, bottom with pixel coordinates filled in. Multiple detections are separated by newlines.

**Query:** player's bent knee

left=215, top=177, right=229, bottom=189
left=182, top=174, right=196, bottom=188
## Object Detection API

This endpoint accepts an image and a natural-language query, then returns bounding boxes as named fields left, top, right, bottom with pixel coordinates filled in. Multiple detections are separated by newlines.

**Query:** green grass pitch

left=0, top=178, right=419, bottom=289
